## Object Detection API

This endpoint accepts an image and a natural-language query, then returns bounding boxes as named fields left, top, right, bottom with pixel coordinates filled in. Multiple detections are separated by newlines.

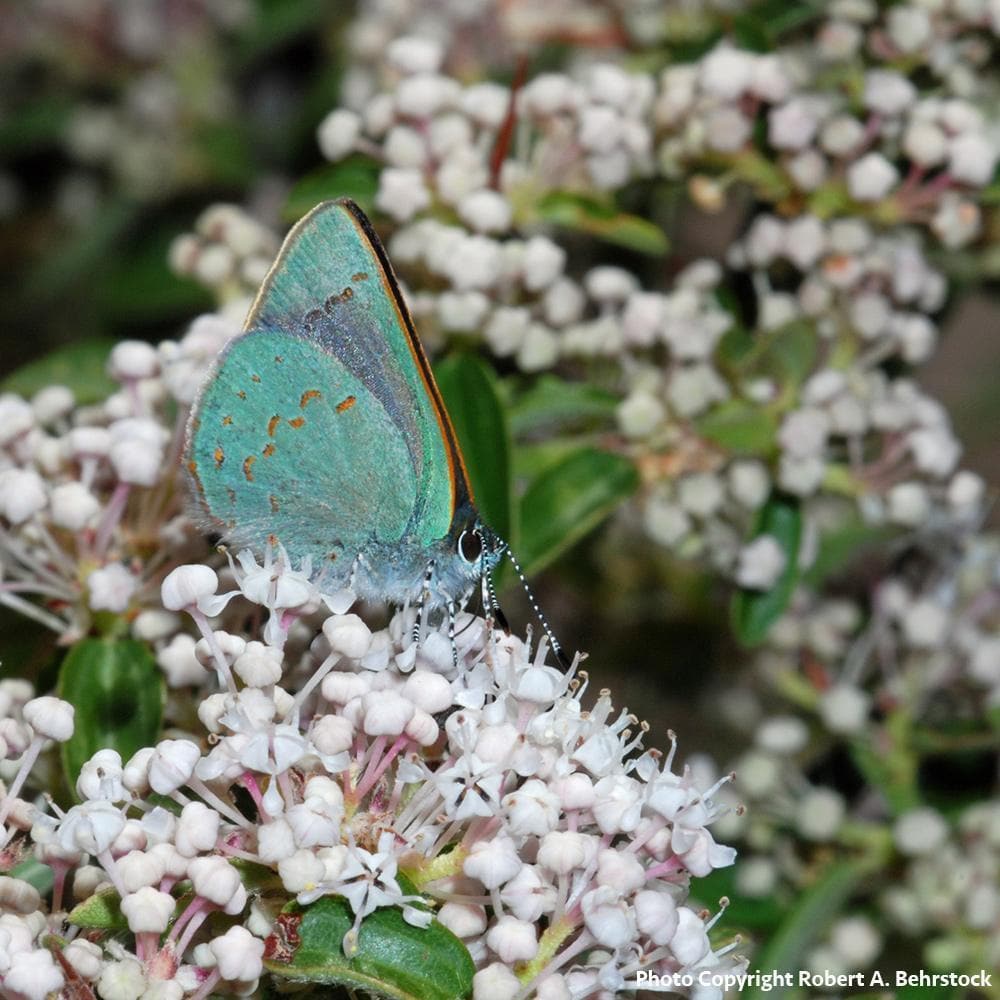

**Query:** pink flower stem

left=354, top=734, right=411, bottom=801
left=93, top=481, right=132, bottom=559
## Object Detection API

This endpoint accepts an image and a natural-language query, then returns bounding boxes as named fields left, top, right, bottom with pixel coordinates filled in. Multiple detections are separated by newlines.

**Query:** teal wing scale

left=186, top=199, right=472, bottom=567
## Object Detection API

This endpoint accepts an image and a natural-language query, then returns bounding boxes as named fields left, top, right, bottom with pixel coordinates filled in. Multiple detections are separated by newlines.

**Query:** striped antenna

left=506, top=548, right=571, bottom=669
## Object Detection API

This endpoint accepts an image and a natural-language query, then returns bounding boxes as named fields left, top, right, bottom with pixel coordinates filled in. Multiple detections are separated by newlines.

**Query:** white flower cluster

left=882, top=801, right=1000, bottom=970
left=169, top=204, right=279, bottom=303
left=0, top=317, right=240, bottom=641
left=1, top=557, right=742, bottom=999
left=655, top=9, right=1000, bottom=247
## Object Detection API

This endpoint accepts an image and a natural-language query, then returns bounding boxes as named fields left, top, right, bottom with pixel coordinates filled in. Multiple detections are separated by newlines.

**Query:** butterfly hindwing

left=188, top=329, right=416, bottom=567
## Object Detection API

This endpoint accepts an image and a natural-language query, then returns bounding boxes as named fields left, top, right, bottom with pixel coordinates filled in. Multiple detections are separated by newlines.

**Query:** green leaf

left=695, top=399, right=777, bottom=456
left=507, top=375, right=619, bottom=437
left=235, top=0, right=331, bottom=64
left=802, top=520, right=899, bottom=587
left=517, top=448, right=638, bottom=575
left=285, top=156, right=381, bottom=221
left=732, top=494, right=802, bottom=647
left=513, top=438, right=590, bottom=482
left=744, top=860, right=871, bottom=999
left=434, top=353, right=512, bottom=542
left=59, top=638, right=164, bottom=792
left=69, top=888, right=128, bottom=931
left=535, top=191, right=668, bottom=255
left=0, top=96, right=72, bottom=155
left=264, top=896, right=474, bottom=1000
left=11, top=858, right=54, bottom=896
left=746, top=320, right=818, bottom=394
left=1, top=339, right=117, bottom=405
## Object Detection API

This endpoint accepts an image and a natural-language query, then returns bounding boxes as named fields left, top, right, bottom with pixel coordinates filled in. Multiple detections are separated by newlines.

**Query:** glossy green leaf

left=59, top=638, right=164, bottom=791
left=744, top=860, right=870, bottom=999
left=69, top=888, right=128, bottom=931
left=2, top=339, right=118, bottom=405
left=513, top=438, right=590, bottom=482
left=507, top=375, right=619, bottom=437
left=732, top=495, right=802, bottom=647
left=285, top=156, right=381, bottom=220
left=434, top=353, right=512, bottom=542
left=264, top=896, right=474, bottom=1000
left=535, top=191, right=668, bottom=255
left=695, top=399, right=777, bottom=455
left=517, top=448, right=638, bottom=575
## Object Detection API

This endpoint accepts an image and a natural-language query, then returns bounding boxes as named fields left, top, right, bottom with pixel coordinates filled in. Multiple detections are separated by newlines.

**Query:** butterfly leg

left=411, top=560, right=436, bottom=647
left=447, top=600, right=458, bottom=669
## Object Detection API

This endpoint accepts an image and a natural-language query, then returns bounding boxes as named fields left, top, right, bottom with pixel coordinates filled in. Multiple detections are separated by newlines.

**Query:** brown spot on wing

left=352, top=271, right=369, bottom=282
left=324, top=287, right=354, bottom=313
left=237, top=390, right=247, bottom=400
left=251, top=374, right=261, bottom=384
left=226, top=487, right=237, bottom=505
left=336, top=395, right=357, bottom=413
left=270, top=495, right=280, bottom=513
left=262, top=443, right=276, bottom=458
left=214, top=447, right=225, bottom=469
left=222, top=415, right=233, bottom=426
left=243, top=456, right=256, bottom=482
left=267, top=533, right=278, bottom=546
left=300, top=389, right=322, bottom=409
left=288, top=416, right=305, bottom=429
left=187, top=460, right=198, bottom=475
left=267, top=414, right=281, bottom=437
left=274, top=355, right=284, bottom=363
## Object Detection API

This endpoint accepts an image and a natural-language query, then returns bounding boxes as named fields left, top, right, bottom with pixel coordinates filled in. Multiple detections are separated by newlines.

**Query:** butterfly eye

left=458, top=529, right=483, bottom=565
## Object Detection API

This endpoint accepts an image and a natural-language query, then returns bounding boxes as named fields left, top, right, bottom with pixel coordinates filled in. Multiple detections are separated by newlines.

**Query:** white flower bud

left=63, top=939, right=103, bottom=981
left=947, top=470, right=984, bottom=514
left=87, top=563, right=138, bottom=613
left=148, top=739, right=200, bottom=794
left=310, top=714, right=354, bottom=756
left=893, top=807, right=948, bottom=856
left=0, top=876, right=41, bottom=914
left=863, top=70, right=916, bottom=116
left=948, top=131, right=998, bottom=187
left=0, top=468, right=47, bottom=524
left=521, top=236, right=566, bottom=291
left=847, top=152, right=899, bottom=201
left=161, top=565, right=219, bottom=612
left=581, top=886, right=635, bottom=948
left=121, top=886, right=176, bottom=933
left=187, top=855, right=247, bottom=913
left=700, top=46, right=754, bottom=99
left=109, top=340, right=159, bottom=380
left=316, top=108, right=361, bottom=161
left=472, top=963, right=520, bottom=1000
left=635, top=889, right=679, bottom=946
left=886, top=481, right=930, bottom=526
left=902, top=120, right=947, bottom=166
left=278, top=848, right=325, bottom=893
left=175, top=802, right=220, bottom=857
left=49, top=482, right=101, bottom=531
left=486, top=916, right=538, bottom=963
left=735, top=535, right=787, bottom=590
left=887, top=6, right=931, bottom=52
left=4, top=951, right=65, bottom=1000
left=516, top=323, right=559, bottom=373
left=209, top=925, right=264, bottom=982
left=818, top=685, right=871, bottom=735
left=386, top=36, right=443, bottom=75
left=768, top=96, right=824, bottom=150
left=374, top=168, right=430, bottom=222
left=728, top=461, right=770, bottom=509
left=617, top=391, right=664, bottom=439
left=438, top=902, right=487, bottom=938
left=542, top=278, right=584, bottom=326
left=23, top=696, right=74, bottom=742
left=322, top=614, right=372, bottom=659
left=362, top=690, right=415, bottom=736
left=31, top=385, right=75, bottom=424
left=0, top=395, right=35, bottom=445
left=463, top=835, right=522, bottom=888
left=796, top=787, right=845, bottom=840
